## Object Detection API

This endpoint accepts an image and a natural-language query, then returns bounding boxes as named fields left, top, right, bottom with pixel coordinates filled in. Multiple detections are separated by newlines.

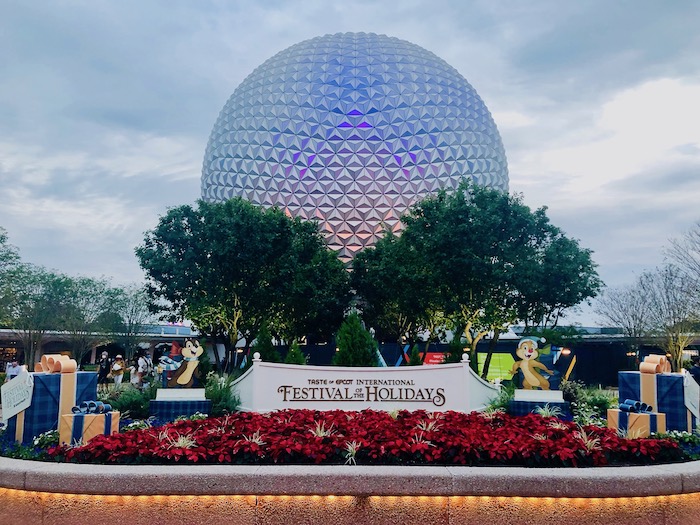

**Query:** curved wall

left=2, top=458, right=699, bottom=525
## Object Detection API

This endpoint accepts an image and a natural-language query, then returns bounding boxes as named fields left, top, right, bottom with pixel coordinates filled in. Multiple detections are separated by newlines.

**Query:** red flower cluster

left=50, top=410, right=682, bottom=467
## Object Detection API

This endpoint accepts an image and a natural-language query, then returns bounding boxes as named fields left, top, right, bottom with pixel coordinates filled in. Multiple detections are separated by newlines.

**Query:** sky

left=1, top=0, right=699, bottom=326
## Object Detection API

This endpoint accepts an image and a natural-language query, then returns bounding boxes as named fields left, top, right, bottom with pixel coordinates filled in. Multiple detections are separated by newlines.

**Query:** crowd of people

left=96, top=351, right=154, bottom=391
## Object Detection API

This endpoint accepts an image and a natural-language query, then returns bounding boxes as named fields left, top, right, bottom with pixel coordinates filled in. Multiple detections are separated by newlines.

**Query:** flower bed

left=47, top=409, right=686, bottom=467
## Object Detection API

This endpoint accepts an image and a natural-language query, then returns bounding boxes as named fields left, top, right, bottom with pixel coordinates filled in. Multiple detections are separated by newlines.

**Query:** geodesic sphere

left=201, top=32, right=508, bottom=261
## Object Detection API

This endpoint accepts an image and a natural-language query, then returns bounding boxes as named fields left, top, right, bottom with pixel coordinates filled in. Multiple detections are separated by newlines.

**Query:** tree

left=252, top=321, right=282, bottom=363
left=667, top=221, right=700, bottom=293
left=333, top=313, right=377, bottom=367
left=594, top=281, right=654, bottom=356
left=642, top=265, right=698, bottom=372
left=271, top=219, right=351, bottom=344
left=5, top=264, right=71, bottom=367
left=136, top=198, right=350, bottom=371
left=407, top=345, right=423, bottom=366
left=400, top=180, right=601, bottom=375
left=110, top=284, right=154, bottom=361
left=0, top=227, right=20, bottom=325
left=514, top=234, right=602, bottom=330
left=284, top=342, right=307, bottom=365
left=352, top=232, right=439, bottom=349
left=60, top=276, right=122, bottom=366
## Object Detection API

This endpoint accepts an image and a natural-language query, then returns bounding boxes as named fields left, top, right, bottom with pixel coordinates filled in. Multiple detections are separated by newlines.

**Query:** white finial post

left=253, top=352, right=262, bottom=362
left=461, top=353, right=470, bottom=364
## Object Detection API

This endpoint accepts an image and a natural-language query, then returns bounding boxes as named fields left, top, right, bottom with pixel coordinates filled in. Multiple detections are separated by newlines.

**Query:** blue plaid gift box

left=5, top=372, right=98, bottom=444
left=149, top=400, right=212, bottom=422
left=618, top=371, right=697, bottom=432
left=508, top=400, right=573, bottom=420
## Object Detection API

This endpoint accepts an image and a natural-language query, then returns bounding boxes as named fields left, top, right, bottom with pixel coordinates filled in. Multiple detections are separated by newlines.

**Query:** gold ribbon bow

left=639, top=354, right=671, bottom=374
left=35, top=354, right=78, bottom=374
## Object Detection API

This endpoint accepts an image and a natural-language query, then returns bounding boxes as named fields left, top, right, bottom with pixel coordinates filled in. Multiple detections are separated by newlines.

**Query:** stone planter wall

left=2, top=458, right=699, bottom=524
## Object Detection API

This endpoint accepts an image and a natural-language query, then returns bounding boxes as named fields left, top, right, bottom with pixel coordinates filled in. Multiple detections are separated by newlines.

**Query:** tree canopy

left=352, top=181, right=601, bottom=374
left=136, top=199, right=351, bottom=367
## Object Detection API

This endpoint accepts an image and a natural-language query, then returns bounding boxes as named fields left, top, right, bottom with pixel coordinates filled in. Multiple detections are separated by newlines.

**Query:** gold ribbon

left=640, top=373, right=657, bottom=408
left=36, top=354, right=78, bottom=374
left=14, top=354, right=78, bottom=442
left=639, top=354, right=671, bottom=374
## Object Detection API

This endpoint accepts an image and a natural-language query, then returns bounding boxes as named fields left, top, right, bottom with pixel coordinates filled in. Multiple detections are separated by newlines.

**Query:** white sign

left=685, top=371, right=700, bottom=421
left=1, top=368, right=34, bottom=422
left=231, top=355, right=499, bottom=413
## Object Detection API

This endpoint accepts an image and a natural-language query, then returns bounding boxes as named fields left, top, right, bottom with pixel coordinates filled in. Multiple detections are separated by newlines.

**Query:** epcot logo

left=201, top=32, right=508, bottom=261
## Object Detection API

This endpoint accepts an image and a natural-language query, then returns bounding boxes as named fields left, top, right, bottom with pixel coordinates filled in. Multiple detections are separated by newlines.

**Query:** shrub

left=101, top=383, right=158, bottom=420
left=253, top=322, right=282, bottom=363
left=407, top=345, right=423, bottom=366
left=284, top=342, right=307, bottom=365
left=488, top=381, right=515, bottom=413
left=442, top=338, right=464, bottom=364
left=333, top=312, right=377, bottom=367
left=654, top=430, right=700, bottom=460
left=48, top=410, right=686, bottom=467
left=560, top=380, right=612, bottom=426
left=205, top=373, right=240, bottom=416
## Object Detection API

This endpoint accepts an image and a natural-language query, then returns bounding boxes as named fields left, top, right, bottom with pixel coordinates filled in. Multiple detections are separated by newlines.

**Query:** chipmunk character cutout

left=510, top=337, right=555, bottom=390
left=167, top=339, right=204, bottom=388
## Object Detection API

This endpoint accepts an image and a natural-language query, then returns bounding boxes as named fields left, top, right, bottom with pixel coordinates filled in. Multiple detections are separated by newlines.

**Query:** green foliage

left=253, top=322, right=282, bottom=363
left=534, top=403, right=564, bottom=418
left=526, top=326, right=584, bottom=348
left=561, top=380, right=613, bottom=426
left=443, top=337, right=465, bottom=364
left=136, top=199, right=351, bottom=356
left=487, top=381, right=515, bottom=413
left=352, top=231, right=439, bottom=346
left=654, top=431, right=700, bottom=460
left=3, top=264, right=73, bottom=367
left=284, top=342, right=307, bottom=365
left=175, top=412, right=209, bottom=422
left=333, top=313, right=377, bottom=367
left=353, top=180, right=602, bottom=367
left=33, top=429, right=59, bottom=449
left=407, top=345, right=423, bottom=366
left=120, top=419, right=154, bottom=432
left=197, top=345, right=214, bottom=378
left=682, top=359, right=694, bottom=371
left=100, top=384, right=158, bottom=420
left=205, top=373, right=240, bottom=416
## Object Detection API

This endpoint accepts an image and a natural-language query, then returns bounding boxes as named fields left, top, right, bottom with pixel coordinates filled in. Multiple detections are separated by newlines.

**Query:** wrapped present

left=5, top=356, right=97, bottom=444
left=149, top=400, right=212, bottom=423
left=607, top=408, right=666, bottom=438
left=508, top=400, right=573, bottom=420
left=59, top=410, right=119, bottom=445
left=618, top=370, right=697, bottom=432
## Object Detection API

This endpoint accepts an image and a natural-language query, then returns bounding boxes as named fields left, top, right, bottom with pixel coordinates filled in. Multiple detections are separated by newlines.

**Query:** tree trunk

left=481, top=328, right=501, bottom=380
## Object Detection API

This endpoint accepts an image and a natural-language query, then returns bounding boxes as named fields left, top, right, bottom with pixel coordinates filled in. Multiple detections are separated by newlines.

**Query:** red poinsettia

left=49, top=410, right=683, bottom=467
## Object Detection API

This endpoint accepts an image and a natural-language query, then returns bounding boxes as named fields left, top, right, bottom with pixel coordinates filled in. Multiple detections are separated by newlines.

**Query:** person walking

left=97, top=351, right=112, bottom=393
left=111, top=354, right=126, bottom=387
left=137, top=351, right=154, bottom=389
